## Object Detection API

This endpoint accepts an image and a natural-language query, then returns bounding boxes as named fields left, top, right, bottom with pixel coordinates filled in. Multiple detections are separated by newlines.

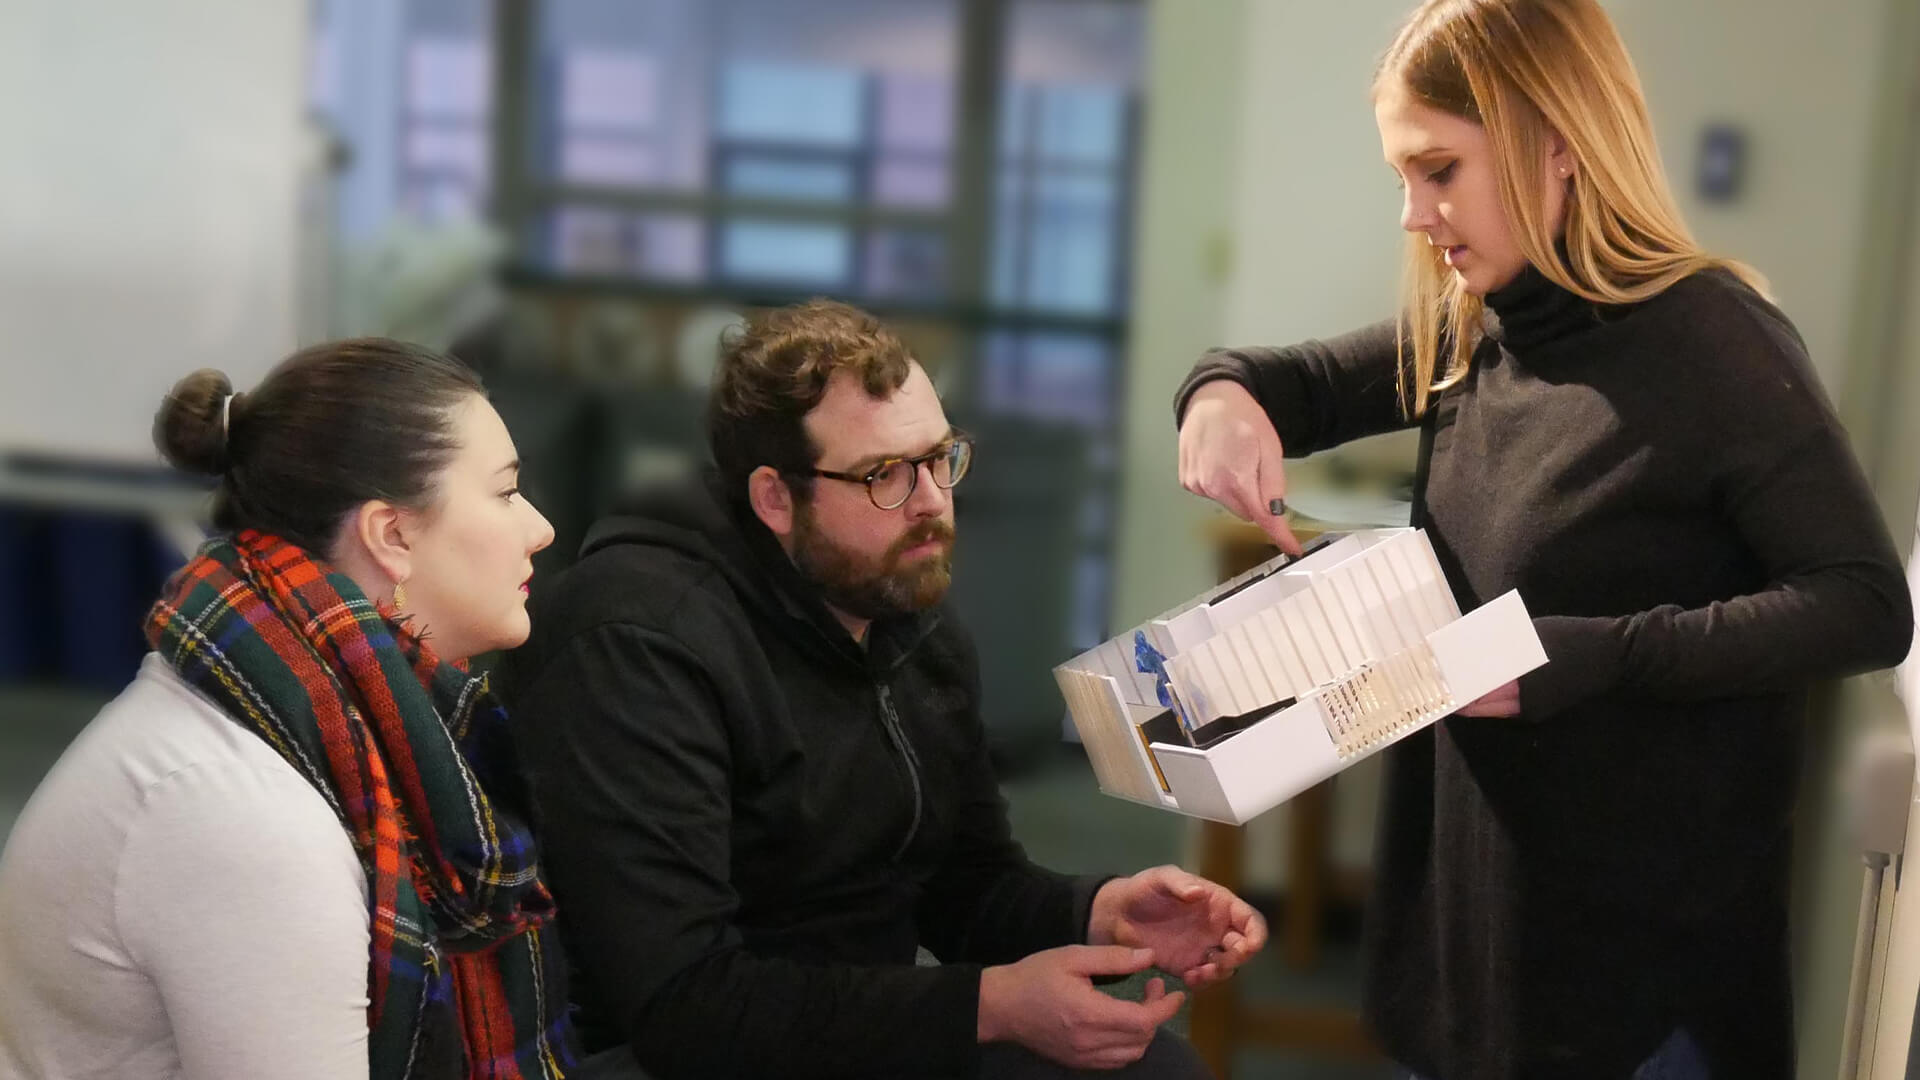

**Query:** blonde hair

left=1375, top=0, right=1767, bottom=416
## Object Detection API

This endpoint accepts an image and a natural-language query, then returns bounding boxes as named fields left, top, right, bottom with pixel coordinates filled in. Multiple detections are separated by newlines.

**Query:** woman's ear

left=346, top=499, right=415, bottom=588
left=747, top=466, right=796, bottom=540
left=1546, top=127, right=1575, bottom=180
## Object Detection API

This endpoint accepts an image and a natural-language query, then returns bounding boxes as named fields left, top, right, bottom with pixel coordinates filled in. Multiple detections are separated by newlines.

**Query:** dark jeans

left=570, top=1029, right=1213, bottom=1079
left=1396, top=1028, right=1711, bottom=1080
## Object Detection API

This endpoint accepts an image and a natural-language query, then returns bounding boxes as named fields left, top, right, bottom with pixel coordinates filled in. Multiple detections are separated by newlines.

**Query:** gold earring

left=392, top=580, right=408, bottom=610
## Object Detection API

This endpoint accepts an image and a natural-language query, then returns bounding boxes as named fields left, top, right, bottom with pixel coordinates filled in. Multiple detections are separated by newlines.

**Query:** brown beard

left=790, top=501, right=955, bottom=622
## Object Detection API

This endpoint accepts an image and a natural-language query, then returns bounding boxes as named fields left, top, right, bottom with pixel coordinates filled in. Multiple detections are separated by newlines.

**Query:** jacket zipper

left=875, top=683, right=924, bottom=861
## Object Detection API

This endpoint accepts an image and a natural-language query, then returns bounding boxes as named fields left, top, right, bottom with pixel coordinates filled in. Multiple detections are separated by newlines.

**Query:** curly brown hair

left=707, top=299, right=915, bottom=504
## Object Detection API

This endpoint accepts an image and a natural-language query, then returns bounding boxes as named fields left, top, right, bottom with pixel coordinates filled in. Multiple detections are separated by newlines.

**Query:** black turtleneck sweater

left=1175, top=267, right=1912, bottom=1080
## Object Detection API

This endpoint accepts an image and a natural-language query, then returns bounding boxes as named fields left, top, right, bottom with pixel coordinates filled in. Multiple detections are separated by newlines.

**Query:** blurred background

left=1, top=1, right=1917, bottom=1076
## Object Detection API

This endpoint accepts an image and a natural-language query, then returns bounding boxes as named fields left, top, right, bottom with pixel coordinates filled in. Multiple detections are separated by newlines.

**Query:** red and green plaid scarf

left=146, top=530, right=577, bottom=1079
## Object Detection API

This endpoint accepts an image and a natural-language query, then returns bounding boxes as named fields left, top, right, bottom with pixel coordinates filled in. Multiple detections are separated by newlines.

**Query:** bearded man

left=503, top=300, right=1263, bottom=1080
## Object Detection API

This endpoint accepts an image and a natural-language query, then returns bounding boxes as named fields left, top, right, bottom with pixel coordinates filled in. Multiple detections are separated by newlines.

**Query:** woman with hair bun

left=0, top=339, right=576, bottom=1079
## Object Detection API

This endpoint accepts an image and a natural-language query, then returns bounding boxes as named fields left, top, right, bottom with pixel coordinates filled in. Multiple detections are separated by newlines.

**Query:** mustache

left=887, top=519, right=955, bottom=560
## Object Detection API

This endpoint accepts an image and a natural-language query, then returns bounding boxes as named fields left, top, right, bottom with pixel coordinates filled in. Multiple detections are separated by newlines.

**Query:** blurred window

left=444, top=0, right=1141, bottom=648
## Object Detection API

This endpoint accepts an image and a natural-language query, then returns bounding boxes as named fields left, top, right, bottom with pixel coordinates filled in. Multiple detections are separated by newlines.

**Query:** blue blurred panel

left=0, top=510, right=50, bottom=681
left=871, top=157, right=949, bottom=208
left=558, top=134, right=660, bottom=186
left=1021, top=333, right=1113, bottom=426
left=1034, top=86, right=1124, bottom=165
left=1001, top=172, right=1116, bottom=314
left=723, top=156, right=857, bottom=202
left=546, top=206, right=636, bottom=274
left=537, top=1, right=709, bottom=189
left=865, top=229, right=946, bottom=298
left=1027, top=203, right=1115, bottom=313
left=874, top=71, right=952, bottom=154
left=720, top=220, right=853, bottom=285
left=993, top=77, right=1127, bottom=314
left=1033, top=169, right=1115, bottom=219
left=1005, top=0, right=1145, bottom=94
left=407, top=0, right=494, bottom=37
left=719, top=62, right=864, bottom=146
left=545, top=0, right=696, bottom=47
left=634, top=214, right=705, bottom=280
left=989, top=171, right=1026, bottom=308
left=998, top=83, right=1033, bottom=158
left=48, top=513, right=180, bottom=691
left=537, top=207, right=705, bottom=281
left=979, top=332, right=1113, bottom=427
left=1071, top=549, right=1110, bottom=652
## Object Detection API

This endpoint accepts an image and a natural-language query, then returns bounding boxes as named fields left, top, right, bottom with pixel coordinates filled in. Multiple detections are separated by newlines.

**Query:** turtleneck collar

left=1481, top=258, right=1612, bottom=354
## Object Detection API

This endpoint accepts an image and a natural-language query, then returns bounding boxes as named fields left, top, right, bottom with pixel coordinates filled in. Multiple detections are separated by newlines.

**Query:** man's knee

left=976, top=1030, right=1212, bottom=1080
left=1130, top=1030, right=1212, bottom=1080
left=574, top=1030, right=1212, bottom=1079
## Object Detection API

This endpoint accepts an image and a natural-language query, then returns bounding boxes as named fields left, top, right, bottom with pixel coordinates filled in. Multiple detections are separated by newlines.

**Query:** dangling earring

left=392, top=579, right=408, bottom=611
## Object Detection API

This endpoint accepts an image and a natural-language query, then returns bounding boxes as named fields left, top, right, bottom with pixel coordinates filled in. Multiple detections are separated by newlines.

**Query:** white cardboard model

left=1054, top=528, right=1549, bottom=825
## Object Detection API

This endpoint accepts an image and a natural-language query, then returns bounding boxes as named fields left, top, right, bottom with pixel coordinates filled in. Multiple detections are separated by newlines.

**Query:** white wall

left=0, top=0, right=311, bottom=465
left=1110, top=0, right=1250, bottom=631
left=1606, top=1, right=1893, bottom=391
left=1220, top=1, right=1409, bottom=349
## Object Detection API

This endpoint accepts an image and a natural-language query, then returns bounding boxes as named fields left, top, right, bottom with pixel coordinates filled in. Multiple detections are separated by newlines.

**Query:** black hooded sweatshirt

left=499, top=473, right=1107, bottom=1080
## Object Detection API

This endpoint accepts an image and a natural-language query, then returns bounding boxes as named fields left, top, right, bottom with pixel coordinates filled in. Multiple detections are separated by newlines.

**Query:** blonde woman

left=1174, top=1, right=1912, bottom=1077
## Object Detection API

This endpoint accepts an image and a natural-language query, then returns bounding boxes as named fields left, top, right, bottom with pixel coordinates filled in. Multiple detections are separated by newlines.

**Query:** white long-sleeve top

left=0, top=653, right=371, bottom=1079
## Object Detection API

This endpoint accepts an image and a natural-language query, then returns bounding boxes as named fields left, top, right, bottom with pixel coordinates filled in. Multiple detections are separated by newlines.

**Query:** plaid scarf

left=146, top=530, right=576, bottom=1079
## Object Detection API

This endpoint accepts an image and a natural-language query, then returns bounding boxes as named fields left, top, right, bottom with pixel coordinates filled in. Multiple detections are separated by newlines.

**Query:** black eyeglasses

left=806, top=434, right=974, bottom=510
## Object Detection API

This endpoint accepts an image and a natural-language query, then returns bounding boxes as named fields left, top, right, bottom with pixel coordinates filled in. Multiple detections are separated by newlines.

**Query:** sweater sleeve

left=511, top=621, right=987, bottom=1080
left=1172, top=319, right=1414, bottom=455
left=1519, top=303, right=1915, bottom=718
left=117, top=761, right=372, bottom=1080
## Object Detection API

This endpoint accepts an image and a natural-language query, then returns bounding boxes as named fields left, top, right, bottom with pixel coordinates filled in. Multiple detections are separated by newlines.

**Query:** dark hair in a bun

left=151, top=339, right=485, bottom=555
left=153, top=368, right=237, bottom=477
